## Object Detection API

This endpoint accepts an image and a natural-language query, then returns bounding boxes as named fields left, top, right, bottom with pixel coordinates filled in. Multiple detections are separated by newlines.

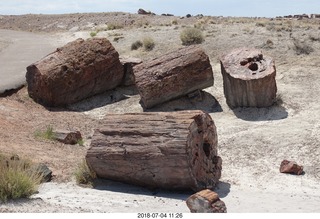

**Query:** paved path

left=0, top=29, right=60, bottom=93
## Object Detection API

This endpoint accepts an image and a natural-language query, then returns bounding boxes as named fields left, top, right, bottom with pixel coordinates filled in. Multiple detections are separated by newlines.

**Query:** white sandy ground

left=2, top=20, right=320, bottom=215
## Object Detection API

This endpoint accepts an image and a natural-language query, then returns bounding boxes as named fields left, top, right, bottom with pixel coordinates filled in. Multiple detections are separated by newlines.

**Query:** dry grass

left=0, top=154, right=42, bottom=202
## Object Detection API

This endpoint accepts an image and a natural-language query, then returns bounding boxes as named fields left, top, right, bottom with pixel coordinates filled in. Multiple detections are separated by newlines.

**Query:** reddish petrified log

left=220, top=48, right=277, bottom=109
left=26, top=38, right=124, bottom=107
left=133, top=46, right=214, bottom=108
left=86, top=110, right=222, bottom=191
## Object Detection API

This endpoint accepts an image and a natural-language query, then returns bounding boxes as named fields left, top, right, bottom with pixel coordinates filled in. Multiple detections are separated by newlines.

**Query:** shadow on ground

left=214, top=181, right=231, bottom=198
left=231, top=104, right=288, bottom=121
left=66, top=85, right=139, bottom=112
left=93, top=179, right=193, bottom=201
left=145, top=91, right=223, bottom=113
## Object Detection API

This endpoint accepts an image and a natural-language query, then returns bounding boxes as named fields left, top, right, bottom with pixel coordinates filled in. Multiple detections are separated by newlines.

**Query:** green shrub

left=131, top=40, right=143, bottom=50
left=90, top=31, right=97, bottom=37
left=0, top=155, right=42, bottom=202
left=180, top=27, right=205, bottom=45
left=142, top=37, right=155, bottom=51
left=74, top=160, right=96, bottom=187
left=34, top=125, right=55, bottom=141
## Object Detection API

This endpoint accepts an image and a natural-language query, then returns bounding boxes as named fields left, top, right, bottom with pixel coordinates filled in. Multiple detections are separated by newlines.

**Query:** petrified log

left=186, top=189, right=227, bottom=213
left=220, top=48, right=277, bottom=109
left=86, top=110, right=222, bottom=191
left=26, top=38, right=124, bottom=107
left=133, top=46, right=214, bottom=108
left=53, top=130, right=82, bottom=145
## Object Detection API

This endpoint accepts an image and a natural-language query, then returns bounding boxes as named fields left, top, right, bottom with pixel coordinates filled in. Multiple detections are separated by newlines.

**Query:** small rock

left=280, top=160, right=304, bottom=175
left=31, top=163, right=53, bottom=182
left=186, top=189, right=227, bottom=213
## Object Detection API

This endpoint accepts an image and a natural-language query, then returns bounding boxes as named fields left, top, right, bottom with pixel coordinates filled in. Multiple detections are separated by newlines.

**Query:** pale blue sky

left=0, top=0, right=319, bottom=17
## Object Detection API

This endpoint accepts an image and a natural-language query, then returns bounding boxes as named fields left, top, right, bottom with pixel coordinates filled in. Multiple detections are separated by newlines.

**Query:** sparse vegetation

left=142, top=37, right=155, bottom=51
left=0, top=154, right=42, bottom=202
left=131, top=40, right=143, bottom=50
left=180, top=27, right=205, bottom=45
left=107, top=23, right=123, bottom=30
left=74, top=159, right=96, bottom=187
left=90, top=31, right=97, bottom=37
left=34, top=125, right=55, bottom=141
left=292, top=38, right=314, bottom=55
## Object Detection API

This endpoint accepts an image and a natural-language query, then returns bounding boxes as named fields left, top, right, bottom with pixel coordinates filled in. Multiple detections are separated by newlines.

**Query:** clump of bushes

left=130, top=37, right=155, bottom=51
left=74, top=159, right=96, bottom=187
left=292, top=39, right=314, bottom=55
left=0, top=154, right=42, bottom=202
left=180, top=27, right=205, bottom=45
left=142, top=37, right=155, bottom=51
left=131, top=40, right=143, bottom=50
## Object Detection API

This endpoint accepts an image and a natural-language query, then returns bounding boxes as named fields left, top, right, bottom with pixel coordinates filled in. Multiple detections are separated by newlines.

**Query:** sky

left=0, top=0, right=320, bottom=18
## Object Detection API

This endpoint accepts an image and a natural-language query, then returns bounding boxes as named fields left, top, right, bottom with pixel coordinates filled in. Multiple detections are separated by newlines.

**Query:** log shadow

left=231, top=103, right=288, bottom=121
left=144, top=90, right=223, bottom=113
left=93, top=179, right=193, bottom=201
left=214, top=181, right=231, bottom=198
left=65, top=85, right=139, bottom=112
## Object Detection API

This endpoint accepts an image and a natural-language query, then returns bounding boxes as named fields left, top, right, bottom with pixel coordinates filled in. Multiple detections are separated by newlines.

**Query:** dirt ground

left=1, top=12, right=320, bottom=213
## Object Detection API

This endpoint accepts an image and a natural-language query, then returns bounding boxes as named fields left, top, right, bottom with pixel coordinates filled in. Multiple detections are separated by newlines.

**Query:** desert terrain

left=1, top=12, right=320, bottom=213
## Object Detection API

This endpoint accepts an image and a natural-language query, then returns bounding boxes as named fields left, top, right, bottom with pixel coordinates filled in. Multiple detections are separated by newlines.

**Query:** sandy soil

left=1, top=12, right=320, bottom=213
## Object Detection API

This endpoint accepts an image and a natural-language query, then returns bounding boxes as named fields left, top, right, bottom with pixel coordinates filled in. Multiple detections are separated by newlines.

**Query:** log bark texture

left=86, top=110, right=221, bottom=191
left=133, top=46, right=214, bottom=108
left=26, top=38, right=124, bottom=107
left=220, top=48, right=277, bottom=109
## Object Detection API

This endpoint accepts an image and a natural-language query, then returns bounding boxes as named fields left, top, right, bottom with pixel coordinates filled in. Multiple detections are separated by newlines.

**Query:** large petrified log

left=133, top=46, right=214, bottom=109
left=220, top=48, right=277, bottom=109
left=26, top=38, right=124, bottom=107
left=86, top=110, right=222, bottom=191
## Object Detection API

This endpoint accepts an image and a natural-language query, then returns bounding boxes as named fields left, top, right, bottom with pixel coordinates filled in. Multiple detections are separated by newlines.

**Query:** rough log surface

left=86, top=110, right=221, bottom=191
left=133, top=46, right=214, bottom=108
left=220, top=47, right=277, bottom=108
left=26, top=38, right=123, bottom=107
left=186, top=189, right=227, bottom=213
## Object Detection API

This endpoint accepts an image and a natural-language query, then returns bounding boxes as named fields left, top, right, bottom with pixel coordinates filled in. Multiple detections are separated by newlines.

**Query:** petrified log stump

left=186, top=189, right=227, bottom=213
left=86, top=110, right=222, bottom=191
left=220, top=48, right=277, bottom=109
left=26, top=38, right=124, bottom=107
left=133, top=46, right=214, bottom=108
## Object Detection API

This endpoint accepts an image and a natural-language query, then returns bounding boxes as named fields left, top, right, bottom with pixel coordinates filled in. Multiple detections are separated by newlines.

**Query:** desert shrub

left=107, top=23, right=123, bottom=30
left=180, top=27, right=205, bottom=45
left=131, top=40, right=143, bottom=50
left=34, top=125, right=55, bottom=141
left=172, top=19, right=178, bottom=25
left=256, top=21, right=266, bottom=27
left=74, top=160, right=96, bottom=187
left=142, top=37, right=155, bottom=51
left=90, top=31, right=97, bottom=37
left=0, top=155, right=42, bottom=202
left=293, top=39, right=314, bottom=55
